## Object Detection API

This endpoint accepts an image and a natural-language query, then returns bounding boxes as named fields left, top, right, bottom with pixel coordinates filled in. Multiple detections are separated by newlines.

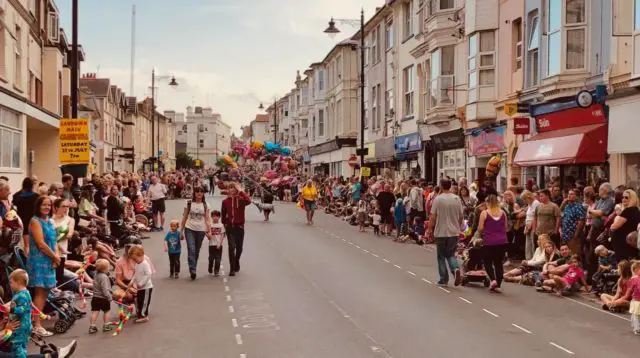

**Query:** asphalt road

left=45, top=195, right=639, bottom=358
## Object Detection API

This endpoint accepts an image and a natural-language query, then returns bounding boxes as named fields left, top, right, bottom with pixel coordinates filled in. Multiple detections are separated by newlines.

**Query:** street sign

left=355, top=148, right=369, bottom=156
left=513, top=117, right=531, bottom=135
left=59, top=118, right=90, bottom=165
left=195, top=159, right=202, bottom=167
left=360, top=167, right=371, bottom=177
left=503, top=103, right=517, bottom=117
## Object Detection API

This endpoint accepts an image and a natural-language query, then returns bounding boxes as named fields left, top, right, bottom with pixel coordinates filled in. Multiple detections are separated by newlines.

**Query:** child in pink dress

left=625, top=261, right=640, bottom=335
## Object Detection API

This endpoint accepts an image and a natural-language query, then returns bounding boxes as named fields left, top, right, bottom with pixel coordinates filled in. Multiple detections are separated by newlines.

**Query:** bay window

left=636, top=0, right=640, bottom=30
left=403, top=65, right=415, bottom=117
left=565, top=0, right=586, bottom=70
left=385, top=20, right=394, bottom=50
left=385, top=89, right=393, bottom=119
left=0, top=107, right=22, bottom=169
left=371, top=86, right=378, bottom=130
left=429, top=0, right=455, bottom=16
left=527, top=10, right=540, bottom=86
left=468, top=31, right=495, bottom=88
left=429, top=46, right=454, bottom=109
left=403, top=1, right=413, bottom=39
left=547, top=0, right=562, bottom=76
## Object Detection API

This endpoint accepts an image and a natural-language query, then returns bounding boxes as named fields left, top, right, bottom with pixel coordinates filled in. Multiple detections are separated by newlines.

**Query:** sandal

left=33, top=326, right=53, bottom=337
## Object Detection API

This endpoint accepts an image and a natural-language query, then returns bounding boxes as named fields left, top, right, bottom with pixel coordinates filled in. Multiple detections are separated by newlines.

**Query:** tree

left=176, top=152, right=195, bottom=169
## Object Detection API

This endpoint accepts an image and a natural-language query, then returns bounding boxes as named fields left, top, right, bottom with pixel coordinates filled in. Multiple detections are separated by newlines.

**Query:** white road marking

left=228, top=306, right=235, bottom=313
left=382, top=259, right=390, bottom=263
left=372, top=253, right=379, bottom=258
left=226, top=295, right=232, bottom=302
left=511, top=323, right=532, bottom=334
left=438, top=287, right=451, bottom=293
left=232, top=318, right=238, bottom=328
left=341, top=238, right=346, bottom=242
left=236, top=334, right=243, bottom=345
left=458, top=297, right=473, bottom=304
left=240, top=355, right=247, bottom=358
left=225, top=286, right=230, bottom=292
left=549, top=342, right=574, bottom=355
left=363, top=249, right=370, bottom=253
left=407, top=271, right=416, bottom=276
left=482, top=309, right=499, bottom=318
left=348, top=241, right=354, bottom=245
left=421, top=278, right=432, bottom=284
left=355, top=245, right=361, bottom=249
left=223, top=278, right=228, bottom=283
left=564, top=297, right=630, bottom=322
left=393, top=264, right=402, bottom=269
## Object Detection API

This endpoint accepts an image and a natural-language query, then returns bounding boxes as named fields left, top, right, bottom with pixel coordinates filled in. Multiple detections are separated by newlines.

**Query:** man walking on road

left=428, top=178, right=463, bottom=286
left=221, top=183, right=251, bottom=276
left=147, top=175, right=167, bottom=231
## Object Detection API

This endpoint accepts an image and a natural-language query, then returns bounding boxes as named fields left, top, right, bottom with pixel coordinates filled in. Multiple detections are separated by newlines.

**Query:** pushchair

left=460, top=245, right=490, bottom=287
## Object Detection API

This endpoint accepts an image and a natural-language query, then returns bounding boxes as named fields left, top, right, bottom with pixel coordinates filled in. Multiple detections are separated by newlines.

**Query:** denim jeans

left=435, top=236, right=459, bottom=283
left=185, top=228, right=206, bottom=274
left=227, top=226, right=245, bottom=272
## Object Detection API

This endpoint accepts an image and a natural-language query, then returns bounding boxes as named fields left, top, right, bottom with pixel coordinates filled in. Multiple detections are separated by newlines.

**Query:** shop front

left=513, top=103, right=608, bottom=188
left=467, top=125, right=507, bottom=191
left=395, top=132, right=422, bottom=179
left=607, top=96, right=640, bottom=190
left=363, top=142, right=378, bottom=175
left=309, top=137, right=357, bottom=178
left=431, top=128, right=466, bottom=182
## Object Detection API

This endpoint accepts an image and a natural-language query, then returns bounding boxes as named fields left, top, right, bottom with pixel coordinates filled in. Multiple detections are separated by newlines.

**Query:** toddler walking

left=89, top=259, right=112, bottom=334
left=164, top=220, right=182, bottom=279
left=626, top=261, right=640, bottom=335
left=370, top=210, right=381, bottom=236
left=128, top=245, right=153, bottom=323
left=5, top=269, right=31, bottom=358
left=208, top=211, right=225, bottom=276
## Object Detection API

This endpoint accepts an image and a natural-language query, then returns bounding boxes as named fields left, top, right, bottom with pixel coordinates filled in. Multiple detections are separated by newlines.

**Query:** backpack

left=187, top=200, right=208, bottom=214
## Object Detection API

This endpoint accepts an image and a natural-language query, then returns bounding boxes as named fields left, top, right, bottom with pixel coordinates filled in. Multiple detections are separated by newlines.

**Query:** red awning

left=514, top=124, right=607, bottom=167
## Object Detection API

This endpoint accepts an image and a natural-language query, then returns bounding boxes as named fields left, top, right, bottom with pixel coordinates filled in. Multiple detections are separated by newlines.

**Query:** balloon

left=486, top=155, right=501, bottom=178
left=287, top=160, right=298, bottom=170
left=251, top=140, right=264, bottom=151
left=221, top=155, right=235, bottom=165
left=281, top=147, right=292, bottom=156
left=229, top=168, right=241, bottom=178
left=264, top=170, right=277, bottom=180
left=270, top=179, right=281, bottom=186
left=265, top=142, right=281, bottom=153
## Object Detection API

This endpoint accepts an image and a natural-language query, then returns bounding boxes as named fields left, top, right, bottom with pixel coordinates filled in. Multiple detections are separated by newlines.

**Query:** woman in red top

left=600, top=260, right=632, bottom=312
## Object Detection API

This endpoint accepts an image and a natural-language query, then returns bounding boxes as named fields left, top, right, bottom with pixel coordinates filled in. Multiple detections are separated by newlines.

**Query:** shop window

left=0, top=107, right=21, bottom=169
left=438, top=149, right=465, bottom=182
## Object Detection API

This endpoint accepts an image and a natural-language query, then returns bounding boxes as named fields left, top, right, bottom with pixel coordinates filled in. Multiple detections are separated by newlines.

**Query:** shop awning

left=514, top=124, right=607, bottom=167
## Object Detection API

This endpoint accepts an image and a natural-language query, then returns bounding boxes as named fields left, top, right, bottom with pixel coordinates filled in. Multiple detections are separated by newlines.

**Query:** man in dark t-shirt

left=376, top=184, right=396, bottom=235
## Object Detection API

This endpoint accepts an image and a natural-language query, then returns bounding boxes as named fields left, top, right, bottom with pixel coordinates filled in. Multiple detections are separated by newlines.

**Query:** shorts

left=91, top=297, right=111, bottom=312
left=357, top=212, right=367, bottom=224
left=151, top=198, right=166, bottom=214
left=380, top=210, right=393, bottom=224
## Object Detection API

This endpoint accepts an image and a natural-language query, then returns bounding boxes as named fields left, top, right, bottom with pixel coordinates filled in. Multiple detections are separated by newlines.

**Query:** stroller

left=459, top=243, right=490, bottom=287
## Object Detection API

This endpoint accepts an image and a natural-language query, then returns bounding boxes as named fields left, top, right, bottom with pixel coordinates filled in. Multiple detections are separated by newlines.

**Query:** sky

left=57, top=0, right=384, bottom=135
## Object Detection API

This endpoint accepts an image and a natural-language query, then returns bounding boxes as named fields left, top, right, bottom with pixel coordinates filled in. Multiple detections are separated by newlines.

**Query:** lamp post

left=324, top=9, right=366, bottom=169
left=258, top=97, right=279, bottom=144
left=150, top=69, right=178, bottom=170
left=196, top=123, right=205, bottom=165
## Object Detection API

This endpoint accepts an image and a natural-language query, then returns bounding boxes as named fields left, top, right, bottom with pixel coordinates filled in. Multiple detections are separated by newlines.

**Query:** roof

left=80, top=78, right=110, bottom=97
left=254, top=114, right=269, bottom=122
left=321, top=37, right=356, bottom=63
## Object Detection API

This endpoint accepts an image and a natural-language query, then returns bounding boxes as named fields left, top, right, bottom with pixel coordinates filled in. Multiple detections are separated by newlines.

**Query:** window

left=403, top=1, right=413, bottom=39
left=371, top=86, right=377, bottom=129
left=318, top=109, right=324, bottom=136
left=301, top=87, right=308, bottom=105
left=47, top=10, right=60, bottom=43
left=385, top=20, right=393, bottom=50
left=565, top=0, right=586, bottom=70
left=429, top=46, right=454, bottom=109
left=636, top=0, right=640, bottom=30
left=0, top=8, right=5, bottom=79
left=403, top=65, right=414, bottom=116
left=438, top=149, right=465, bottom=182
left=372, top=28, right=380, bottom=63
left=0, top=107, right=22, bottom=169
left=527, top=10, right=540, bottom=86
left=336, top=55, right=342, bottom=79
left=199, top=139, right=204, bottom=148
left=468, top=31, right=495, bottom=89
left=385, top=89, right=394, bottom=118
left=182, top=124, right=187, bottom=131
left=513, top=18, right=523, bottom=71
left=15, top=25, right=21, bottom=87
left=429, top=0, right=455, bottom=16
left=547, top=0, right=562, bottom=76
left=318, top=70, right=324, bottom=91
left=302, top=118, right=308, bottom=128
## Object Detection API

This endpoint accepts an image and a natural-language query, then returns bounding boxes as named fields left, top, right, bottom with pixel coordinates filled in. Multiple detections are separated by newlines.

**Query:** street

left=48, top=196, right=639, bottom=358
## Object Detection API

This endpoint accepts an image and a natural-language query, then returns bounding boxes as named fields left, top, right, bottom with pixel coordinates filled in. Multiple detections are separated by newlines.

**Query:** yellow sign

left=195, top=159, right=202, bottom=167
left=153, top=162, right=159, bottom=170
left=59, top=118, right=90, bottom=164
left=504, top=103, right=517, bottom=117
left=360, top=167, right=371, bottom=177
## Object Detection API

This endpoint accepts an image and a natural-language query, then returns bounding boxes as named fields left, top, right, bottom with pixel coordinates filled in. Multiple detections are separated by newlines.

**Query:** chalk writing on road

left=234, top=290, right=281, bottom=333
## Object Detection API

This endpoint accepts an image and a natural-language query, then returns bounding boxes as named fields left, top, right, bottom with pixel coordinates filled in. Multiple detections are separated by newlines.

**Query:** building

left=178, top=106, right=231, bottom=168
left=0, top=0, right=82, bottom=185
left=249, top=114, right=270, bottom=143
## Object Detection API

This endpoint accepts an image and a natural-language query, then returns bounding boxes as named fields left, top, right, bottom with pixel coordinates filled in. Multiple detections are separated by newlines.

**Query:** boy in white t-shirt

left=370, top=210, right=382, bottom=236
left=208, top=210, right=226, bottom=276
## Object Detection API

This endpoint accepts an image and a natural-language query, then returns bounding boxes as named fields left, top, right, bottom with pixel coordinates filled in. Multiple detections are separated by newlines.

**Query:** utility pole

left=273, top=97, right=278, bottom=143
left=151, top=69, right=155, bottom=167
left=71, top=0, right=78, bottom=119
left=358, top=9, right=365, bottom=169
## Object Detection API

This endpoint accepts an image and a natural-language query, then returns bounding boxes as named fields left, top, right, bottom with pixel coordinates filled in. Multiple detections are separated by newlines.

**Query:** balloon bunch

left=74, top=255, right=96, bottom=309
left=110, top=301, right=135, bottom=336
left=30, top=304, right=49, bottom=321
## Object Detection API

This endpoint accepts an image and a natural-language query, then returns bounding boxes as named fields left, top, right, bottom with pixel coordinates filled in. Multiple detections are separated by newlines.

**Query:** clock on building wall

left=576, top=90, right=593, bottom=108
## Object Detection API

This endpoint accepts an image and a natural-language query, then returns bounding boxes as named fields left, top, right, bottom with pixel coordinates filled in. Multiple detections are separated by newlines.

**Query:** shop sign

left=360, top=167, right=371, bottom=177
left=59, top=118, right=90, bottom=164
left=468, top=126, right=506, bottom=156
left=513, top=117, right=530, bottom=135
left=535, top=103, right=605, bottom=133
left=432, top=129, right=465, bottom=152
left=395, top=132, right=422, bottom=154
left=375, top=136, right=396, bottom=161
left=364, top=143, right=376, bottom=159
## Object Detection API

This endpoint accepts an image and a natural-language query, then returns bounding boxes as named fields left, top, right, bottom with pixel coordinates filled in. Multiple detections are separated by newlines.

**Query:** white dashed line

left=482, top=309, right=499, bottom=318
left=372, top=253, right=379, bottom=258
left=226, top=295, right=232, bottom=302
left=564, top=297, right=630, bottom=322
left=407, top=271, right=416, bottom=276
left=223, top=278, right=228, bottom=283
left=458, top=297, right=473, bottom=304
left=341, top=238, right=346, bottom=242
left=511, top=323, right=532, bottom=334
left=232, top=318, right=238, bottom=328
left=228, top=306, right=235, bottom=313
left=393, top=264, right=402, bottom=269
left=348, top=242, right=354, bottom=245
left=421, top=278, right=432, bottom=284
left=438, top=287, right=451, bottom=293
left=382, top=259, right=390, bottom=263
left=225, top=286, right=230, bottom=292
left=240, top=354, right=247, bottom=358
left=363, top=249, right=370, bottom=253
left=355, top=245, right=361, bottom=249
left=235, top=334, right=243, bottom=345
left=549, top=342, right=574, bottom=355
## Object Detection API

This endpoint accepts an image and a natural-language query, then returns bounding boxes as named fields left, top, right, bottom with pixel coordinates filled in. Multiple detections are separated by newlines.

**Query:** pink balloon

left=264, top=170, right=277, bottom=180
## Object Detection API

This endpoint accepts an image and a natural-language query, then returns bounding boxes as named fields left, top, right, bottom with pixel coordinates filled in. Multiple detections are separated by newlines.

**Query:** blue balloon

left=281, top=147, right=292, bottom=156
left=265, top=142, right=282, bottom=153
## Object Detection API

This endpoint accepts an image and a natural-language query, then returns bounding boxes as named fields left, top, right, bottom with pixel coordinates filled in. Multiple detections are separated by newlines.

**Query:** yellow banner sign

left=360, top=167, right=371, bottom=177
left=59, top=118, right=90, bottom=164
left=504, top=103, right=517, bottom=117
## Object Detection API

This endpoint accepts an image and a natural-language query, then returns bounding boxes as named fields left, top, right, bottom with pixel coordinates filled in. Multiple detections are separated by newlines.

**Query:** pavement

left=43, top=195, right=639, bottom=358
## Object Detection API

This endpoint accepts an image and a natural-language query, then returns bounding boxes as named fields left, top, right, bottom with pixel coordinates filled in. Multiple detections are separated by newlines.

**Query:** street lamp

left=324, top=9, right=366, bottom=169
left=258, top=98, right=279, bottom=144
left=150, top=68, right=178, bottom=171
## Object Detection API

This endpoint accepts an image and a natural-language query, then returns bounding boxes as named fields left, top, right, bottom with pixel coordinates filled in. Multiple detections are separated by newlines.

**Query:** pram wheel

left=40, top=343, right=57, bottom=354
left=483, top=277, right=491, bottom=287
left=461, top=276, right=469, bottom=286
left=53, top=319, right=71, bottom=334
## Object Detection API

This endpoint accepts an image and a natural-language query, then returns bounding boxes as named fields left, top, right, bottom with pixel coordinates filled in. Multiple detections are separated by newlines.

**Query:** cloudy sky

left=58, top=0, right=383, bottom=134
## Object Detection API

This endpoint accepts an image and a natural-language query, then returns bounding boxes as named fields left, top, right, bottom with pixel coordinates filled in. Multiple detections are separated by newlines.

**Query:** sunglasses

left=623, top=196, right=630, bottom=199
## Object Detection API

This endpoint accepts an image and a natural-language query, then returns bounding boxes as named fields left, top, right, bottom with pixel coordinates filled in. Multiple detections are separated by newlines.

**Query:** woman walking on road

left=301, top=180, right=318, bottom=225
left=477, top=194, right=508, bottom=293
left=180, top=186, right=211, bottom=280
